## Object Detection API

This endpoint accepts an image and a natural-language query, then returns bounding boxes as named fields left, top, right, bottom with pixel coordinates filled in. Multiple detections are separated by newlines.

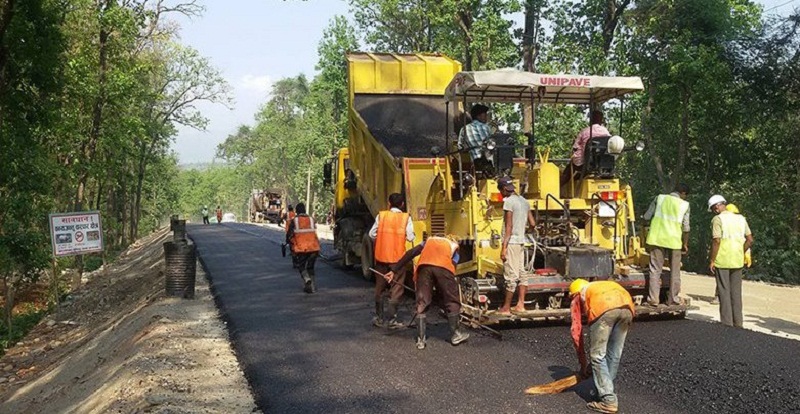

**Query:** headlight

left=484, top=139, right=496, bottom=151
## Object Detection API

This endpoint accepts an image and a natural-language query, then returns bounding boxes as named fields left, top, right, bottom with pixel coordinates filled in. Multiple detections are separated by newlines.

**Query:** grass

left=0, top=303, right=51, bottom=357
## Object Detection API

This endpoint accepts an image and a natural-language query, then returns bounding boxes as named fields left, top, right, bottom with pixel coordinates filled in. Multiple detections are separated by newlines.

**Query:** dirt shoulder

left=0, top=228, right=259, bottom=413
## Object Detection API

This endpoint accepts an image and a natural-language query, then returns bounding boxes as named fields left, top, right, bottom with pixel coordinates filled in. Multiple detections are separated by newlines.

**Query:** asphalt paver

left=189, top=223, right=800, bottom=414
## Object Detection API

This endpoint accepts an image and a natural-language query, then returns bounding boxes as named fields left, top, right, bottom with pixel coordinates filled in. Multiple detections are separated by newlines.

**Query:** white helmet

left=607, top=135, right=625, bottom=155
left=707, top=194, right=726, bottom=211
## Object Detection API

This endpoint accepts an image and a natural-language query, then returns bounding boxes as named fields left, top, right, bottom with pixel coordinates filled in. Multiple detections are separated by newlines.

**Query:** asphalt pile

left=506, top=319, right=800, bottom=413
left=354, top=94, right=456, bottom=158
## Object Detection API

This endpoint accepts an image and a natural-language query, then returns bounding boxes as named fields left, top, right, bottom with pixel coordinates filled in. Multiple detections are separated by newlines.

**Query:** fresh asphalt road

left=188, top=223, right=800, bottom=414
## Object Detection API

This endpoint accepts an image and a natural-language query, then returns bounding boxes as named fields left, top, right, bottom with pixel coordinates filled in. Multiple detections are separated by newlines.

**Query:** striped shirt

left=458, top=120, right=492, bottom=160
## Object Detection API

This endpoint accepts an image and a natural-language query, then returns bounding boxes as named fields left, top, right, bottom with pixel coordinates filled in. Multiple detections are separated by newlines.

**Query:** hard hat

left=569, top=279, right=589, bottom=296
left=607, top=135, right=625, bottom=155
left=725, top=203, right=739, bottom=214
left=708, top=195, right=726, bottom=211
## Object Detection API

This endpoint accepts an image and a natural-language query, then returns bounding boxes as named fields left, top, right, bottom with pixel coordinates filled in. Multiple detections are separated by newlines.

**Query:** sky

left=171, top=0, right=798, bottom=164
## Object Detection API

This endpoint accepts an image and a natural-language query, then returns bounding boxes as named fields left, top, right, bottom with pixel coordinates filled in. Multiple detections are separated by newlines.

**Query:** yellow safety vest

left=714, top=212, right=747, bottom=269
left=646, top=194, right=689, bottom=249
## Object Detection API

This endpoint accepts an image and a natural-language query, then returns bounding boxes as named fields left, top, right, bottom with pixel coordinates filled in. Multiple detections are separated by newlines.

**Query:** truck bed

left=353, top=94, right=452, bottom=158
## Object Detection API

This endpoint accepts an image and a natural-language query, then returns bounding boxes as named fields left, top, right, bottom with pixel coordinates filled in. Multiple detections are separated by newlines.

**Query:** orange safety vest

left=584, top=281, right=635, bottom=324
left=284, top=211, right=296, bottom=232
left=291, top=215, right=320, bottom=253
left=374, top=211, right=410, bottom=263
left=415, top=237, right=458, bottom=280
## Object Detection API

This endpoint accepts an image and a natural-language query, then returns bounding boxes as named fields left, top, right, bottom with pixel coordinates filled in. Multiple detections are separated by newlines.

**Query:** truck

left=325, top=52, right=688, bottom=324
left=248, top=189, right=283, bottom=224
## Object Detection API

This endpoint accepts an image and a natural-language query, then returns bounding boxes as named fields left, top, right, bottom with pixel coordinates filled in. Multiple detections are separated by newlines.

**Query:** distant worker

left=385, top=234, right=468, bottom=350
left=496, top=176, right=536, bottom=315
left=202, top=205, right=210, bottom=225
left=569, top=279, right=635, bottom=414
left=457, top=103, right=493, bottom=172
left=563, top=110, right=610, bottom=185
left=711, top=203, right=751, bottom=305
left=215, top=205, right=223, bottom=224
left=286, top=203, right=320, bottom=294
left=368, top=193, right=415, bottom=328
left=642, top=183, right=691, bottom=306
left=284, top=205, right=296, bottom=233
left=708, top=195, right=753, bottom=328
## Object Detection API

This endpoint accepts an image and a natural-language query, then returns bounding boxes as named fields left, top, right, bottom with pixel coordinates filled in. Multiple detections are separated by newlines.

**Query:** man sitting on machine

left=457, top=104, right=494, bottom=175
left=562, top=110, right=610, bottom=186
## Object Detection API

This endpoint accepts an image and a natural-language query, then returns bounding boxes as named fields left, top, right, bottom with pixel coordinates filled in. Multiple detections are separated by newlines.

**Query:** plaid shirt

left=458, top=120, right=491, bottom=160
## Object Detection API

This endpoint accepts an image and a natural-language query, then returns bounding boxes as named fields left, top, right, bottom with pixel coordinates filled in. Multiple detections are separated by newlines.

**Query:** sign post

left=48, top=211, right=104, bottom=300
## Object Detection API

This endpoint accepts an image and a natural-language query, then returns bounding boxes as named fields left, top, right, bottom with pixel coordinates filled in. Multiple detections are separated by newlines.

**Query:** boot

left=385, top=301, right=404, bottom=329
left=309, top=273, right=317, bottom=294
left=372, top=300, right=385, bottom=328
left=447, top=313, right=469, bottom=345
left=416, top=315, right=427, bottom=350
left=301, top=271, right=313, bottom=294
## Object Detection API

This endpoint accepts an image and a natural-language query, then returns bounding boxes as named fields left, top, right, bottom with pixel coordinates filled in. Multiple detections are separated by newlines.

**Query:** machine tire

left=361, top=234, right=375, bottom=281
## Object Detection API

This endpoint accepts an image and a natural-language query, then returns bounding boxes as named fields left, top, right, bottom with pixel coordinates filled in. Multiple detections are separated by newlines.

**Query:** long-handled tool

left=524, top=373, right=583, bottom=395
left=369, top=268, right=418, bottom=327
left=460, top=315, right=503, bottom=340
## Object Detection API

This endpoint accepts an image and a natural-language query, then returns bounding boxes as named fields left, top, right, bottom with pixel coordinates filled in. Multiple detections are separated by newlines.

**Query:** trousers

left=715, top=268, right=743, bottom=327
left=648, top=246, right=682, bottom=304
left=589, top=308, right=633, bottom=405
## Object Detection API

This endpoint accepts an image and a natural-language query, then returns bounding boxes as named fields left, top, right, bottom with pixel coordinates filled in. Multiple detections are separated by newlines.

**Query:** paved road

left=189, top=223, right=800, bottom=414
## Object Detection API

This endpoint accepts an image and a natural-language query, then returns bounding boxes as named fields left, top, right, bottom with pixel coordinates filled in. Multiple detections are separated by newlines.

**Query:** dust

left=0, top=228, right=259, bottom=413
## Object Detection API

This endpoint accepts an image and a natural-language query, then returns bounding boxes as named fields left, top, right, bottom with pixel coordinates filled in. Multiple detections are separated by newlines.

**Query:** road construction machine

left=325, top=52, right=688, bottom=324
left=249, top=189, right=283, bottom=224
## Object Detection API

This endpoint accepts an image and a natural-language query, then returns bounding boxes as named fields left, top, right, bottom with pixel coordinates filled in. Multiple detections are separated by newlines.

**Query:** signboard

left=49, top=211, right=104, bottom=257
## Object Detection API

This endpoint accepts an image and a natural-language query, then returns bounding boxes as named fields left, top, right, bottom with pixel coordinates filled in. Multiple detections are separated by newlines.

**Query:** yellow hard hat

left=726, top=203, right=740, bottom=214
left=569, top=279, right=589, bottom=296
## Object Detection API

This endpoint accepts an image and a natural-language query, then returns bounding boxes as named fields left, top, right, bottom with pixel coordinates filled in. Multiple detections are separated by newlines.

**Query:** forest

left=1, top=0, right=799, bottom=347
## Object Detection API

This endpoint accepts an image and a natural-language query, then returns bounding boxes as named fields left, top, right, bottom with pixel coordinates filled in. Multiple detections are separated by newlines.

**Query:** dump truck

left=325, top=52, right=688, bottom=324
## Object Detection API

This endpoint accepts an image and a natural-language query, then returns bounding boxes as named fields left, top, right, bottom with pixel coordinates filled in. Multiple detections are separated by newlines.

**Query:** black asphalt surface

left=188, top=223, right=800, bottom=414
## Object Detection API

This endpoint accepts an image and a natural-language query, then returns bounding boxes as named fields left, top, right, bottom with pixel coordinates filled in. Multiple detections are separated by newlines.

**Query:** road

left=188, top=223, right=800, bottom=414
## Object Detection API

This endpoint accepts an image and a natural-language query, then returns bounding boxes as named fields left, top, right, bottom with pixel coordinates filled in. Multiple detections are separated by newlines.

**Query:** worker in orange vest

left=286, top=203, right=320, bottom=293
left=368, top=193, right=416, bottom=328
left=569, top=279, right=635, bottom=414
left=283, top=205, right=296, bottom=232
left=385, top=234, right=468, bottom=350
left=215, top=205, right=222, bottom=224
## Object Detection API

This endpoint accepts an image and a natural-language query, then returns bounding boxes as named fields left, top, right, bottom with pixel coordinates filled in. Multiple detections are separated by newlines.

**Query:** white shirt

left=368, top=207, right=415, bottom=241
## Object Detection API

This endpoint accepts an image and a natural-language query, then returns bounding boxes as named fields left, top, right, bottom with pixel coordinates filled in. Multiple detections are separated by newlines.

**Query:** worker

left=283, top=205, right=296, bottom=232
left=569, top=278, right=635, bottom=414
left=202, top=205, right=209, bottom=225
left=562, top=110, right=610, bottom=185
left=385, top=234, right=468, bottom=350
left=215, top=205, right=223, bottom=224
left=286, top=203, right=320, bottom=294
left=711, top=203, right=752, bottom=304
left=457, top=103, right=493, bottom=173
left=368, top=193, right=415, bottom=328
left=642, top=183, right=691, bottom=306
left=708, top=195, right=754, bottom=328
left=496, top=176, right=536, bottom=315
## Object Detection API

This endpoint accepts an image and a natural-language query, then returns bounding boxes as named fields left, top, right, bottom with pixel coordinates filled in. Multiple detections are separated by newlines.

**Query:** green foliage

left=0, top=303, right=50, bottom=356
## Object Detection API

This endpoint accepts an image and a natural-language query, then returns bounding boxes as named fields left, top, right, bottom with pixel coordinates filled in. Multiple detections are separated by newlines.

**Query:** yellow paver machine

left=324, top=52, right=688, bottom=324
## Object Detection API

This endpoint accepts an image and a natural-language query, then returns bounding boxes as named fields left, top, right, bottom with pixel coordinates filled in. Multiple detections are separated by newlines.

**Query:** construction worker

left=497, top=176, right=536, bottom=315
left=569, top=279, right=635, bottom=414
left=708, top=195, right=754, bottom=328
left=283, top=205, right=296, bottom=232
left=202, top=205, right=209, bottom=225
left=215, top=205, right=223, bottom=224
left=562, top=110, right=611, bottom=185
left=286, top=203, right=321, bottom=294
left=711, top=203, right=751, bottom=305
left=642, top=183, right=691, bottom=306
left=457, top=104, right=493, bottom=173
left=368, top=193, right=415, bottom=328
left=385, top=234, right=468, bottom=350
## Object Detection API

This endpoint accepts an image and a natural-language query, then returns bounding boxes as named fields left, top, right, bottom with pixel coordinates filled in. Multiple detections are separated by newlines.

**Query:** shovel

left=524, top=372, right=583, bottom=395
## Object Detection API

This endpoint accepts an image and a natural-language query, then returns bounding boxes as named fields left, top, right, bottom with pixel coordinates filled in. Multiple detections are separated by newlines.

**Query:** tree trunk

left=457, top=9, right=473, bottom=71
left=0, top=0, right=16, bottom=96
left=642, top=78, right=668, bottom=191
left=521, top=0, right=541, bottom=134
left=672, top=85, right=690, bottom=190
left=601, top=1, right=631, bottom=56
